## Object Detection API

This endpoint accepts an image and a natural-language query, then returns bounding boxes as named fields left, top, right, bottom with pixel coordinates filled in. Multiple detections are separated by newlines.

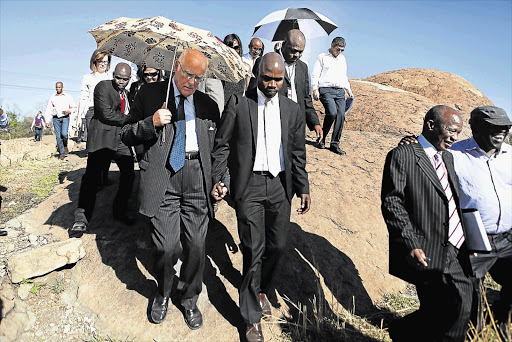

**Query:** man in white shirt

left=311, top=37, right=353, bottom=155
left=44, top=82, right=76, bottom=159
left=242, top=38, right=264, bottom=69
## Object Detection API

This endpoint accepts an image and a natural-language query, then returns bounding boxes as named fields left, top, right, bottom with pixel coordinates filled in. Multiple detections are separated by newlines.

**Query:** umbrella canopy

left=89, top=16, right=251, bottom=82
left=253, top=8, right=338, bottom=42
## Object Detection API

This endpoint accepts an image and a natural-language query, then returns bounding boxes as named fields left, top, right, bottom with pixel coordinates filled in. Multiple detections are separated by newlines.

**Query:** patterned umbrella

left=89, top=16, right=251, bottom=82
left=253, top=8, right=338, bottom=42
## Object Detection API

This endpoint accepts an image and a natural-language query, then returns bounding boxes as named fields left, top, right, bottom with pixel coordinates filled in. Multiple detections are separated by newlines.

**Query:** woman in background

left=30, top=111, right=46, bottom=141
left=128, top=65, right=163, bottom=104
left=222, top=34, right=250, bottom=105
left=76, top=50, right=111, bottom=143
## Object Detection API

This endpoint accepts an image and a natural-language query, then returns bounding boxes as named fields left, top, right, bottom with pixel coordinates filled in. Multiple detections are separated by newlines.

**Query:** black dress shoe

left=316, top=141, right=326, bottom=149
left=329, top=145, right=347, bottom=155
left=151, top=294, right=169, bottom=324
left=246, top=322, right=264, bottom=342
left=258, top=293, right=271, bottom=318
left=184, top=306, right=203, bottom=330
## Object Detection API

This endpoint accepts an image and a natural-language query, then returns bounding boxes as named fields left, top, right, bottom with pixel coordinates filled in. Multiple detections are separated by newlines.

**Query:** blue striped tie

left=169, top=95, right=186, bottom=172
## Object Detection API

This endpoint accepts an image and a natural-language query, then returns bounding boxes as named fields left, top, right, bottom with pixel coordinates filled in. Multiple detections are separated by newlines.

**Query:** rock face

left=7, top=238, right=86, bottom=283
left=362, top=68, right=494, bottom=138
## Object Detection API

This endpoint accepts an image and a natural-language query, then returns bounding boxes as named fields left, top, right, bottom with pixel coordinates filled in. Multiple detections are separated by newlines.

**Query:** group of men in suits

left=117, top=48, right=310, bottom=342
left=382, top=104, right=512, bottom=341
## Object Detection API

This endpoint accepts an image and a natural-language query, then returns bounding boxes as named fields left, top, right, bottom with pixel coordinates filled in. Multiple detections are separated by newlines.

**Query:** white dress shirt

left=253, top=89, right=284, bottom=175
left=311, top=51, right=352, bottom=94
left=242, top=52, right=257, bottom=69
left=450, top=138, right=511, bottom=234
left=278, top=50, right=298, bottom=103
left=45, top=92, right=76, bottom=118
left=173, top=80, right=199, bottom=152
left=78, top=72, right=111, bottom=118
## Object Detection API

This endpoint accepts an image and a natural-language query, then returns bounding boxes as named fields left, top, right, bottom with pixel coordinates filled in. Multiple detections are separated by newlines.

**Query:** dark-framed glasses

left=96, top=60, right=108, bottom=65
left=144, top=71, right=159, bottom=77
left=177, top=61, right=204, bottom=82
left=335, top=47, right=345, bottom=52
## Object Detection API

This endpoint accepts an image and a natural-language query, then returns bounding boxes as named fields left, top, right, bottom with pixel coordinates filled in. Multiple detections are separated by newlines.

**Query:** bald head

left=258, top=52, right=284, bottom=98
left=174, top=49, right=208, bottom=97
left=248, top=38, right=263, bottom=58
left=55, top=82, right=63, bottom=94
left=422, top=105, right=463, bottom=151
left=281, top=29, right=305, bottom=64
left=113, top=62, right=131, bottom=91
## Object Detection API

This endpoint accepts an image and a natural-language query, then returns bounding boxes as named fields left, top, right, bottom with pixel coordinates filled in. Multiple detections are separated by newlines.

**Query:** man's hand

left=152, top=102, right=171, bottom=127
left=63, top=110, right=71, bottom=115
left=410, top=248, right=429, bottom=267
left=312, top=89, right=319, bottom=101
left=297, top=194, right=311, bottom=215
left=398, top=135, right=418, bottom=146
left=211, top=182, right=228, bottom=202
left=313, top=125, right=323, bottom=142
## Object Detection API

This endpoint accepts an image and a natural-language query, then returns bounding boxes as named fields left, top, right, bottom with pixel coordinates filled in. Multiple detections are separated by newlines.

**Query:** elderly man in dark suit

left=72, top=63, right=134, bottom=232
left=381, top=105, right=473, bottom=341
left=211, top=52, right=311, bottom=342
left=120, top=49, right=220, bottom=329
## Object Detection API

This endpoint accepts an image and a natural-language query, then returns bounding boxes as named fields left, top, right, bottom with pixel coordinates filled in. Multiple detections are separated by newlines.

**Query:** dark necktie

left=169, top=95, right=186, bottom=172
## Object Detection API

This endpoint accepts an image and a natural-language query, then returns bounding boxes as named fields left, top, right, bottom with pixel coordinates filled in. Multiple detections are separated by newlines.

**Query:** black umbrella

left=253, top=8, right=338, bottom=42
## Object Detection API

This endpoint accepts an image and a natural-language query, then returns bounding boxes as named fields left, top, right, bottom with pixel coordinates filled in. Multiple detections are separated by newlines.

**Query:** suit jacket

left=211, top=88, right=309, bottom=203
left=381, top=143, right=467, bottom=284
left=250, top=53, right=320, bottom=131
left=120, top=81, right=220, bottom=218
left=87, top=80, right=128, bottom=153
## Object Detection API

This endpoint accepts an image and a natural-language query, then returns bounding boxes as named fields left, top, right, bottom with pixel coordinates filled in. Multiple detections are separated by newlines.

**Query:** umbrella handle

left=162, top=53, right=177, bottom=143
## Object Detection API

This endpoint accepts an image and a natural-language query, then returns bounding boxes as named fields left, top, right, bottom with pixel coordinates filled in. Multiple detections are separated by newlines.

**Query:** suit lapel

left=412, top=144, right=446, bottom=197
left=247, top=91, right=258, bottom=150
left=279, top=96, right=289, bottom=159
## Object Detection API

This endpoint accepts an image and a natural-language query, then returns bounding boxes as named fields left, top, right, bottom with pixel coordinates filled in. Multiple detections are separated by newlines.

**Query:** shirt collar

left=418, top=134, right=439, bottom=159
left=257, top=88, right=277, bottom=106
left=172, top=78, right=192, bottom=102
left=465, top=137, right=509, bottom=156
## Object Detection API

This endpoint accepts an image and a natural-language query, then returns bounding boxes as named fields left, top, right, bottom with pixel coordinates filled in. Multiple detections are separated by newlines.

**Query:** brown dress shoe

left=246, top=322, right=264, bottom=342
left=258, top=293, right=271, bottom=318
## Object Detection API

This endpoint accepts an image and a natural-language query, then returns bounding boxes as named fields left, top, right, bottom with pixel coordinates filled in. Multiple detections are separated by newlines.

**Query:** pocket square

left=208, top=127, right=215, bottom=131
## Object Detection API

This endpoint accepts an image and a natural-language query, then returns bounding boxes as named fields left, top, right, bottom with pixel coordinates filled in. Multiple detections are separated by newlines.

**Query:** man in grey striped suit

left=382, top=105, right=473, bottom=341
left=121, top=49, right=220, bottom=329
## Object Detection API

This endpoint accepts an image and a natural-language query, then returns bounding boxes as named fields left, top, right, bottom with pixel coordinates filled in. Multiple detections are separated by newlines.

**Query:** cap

left=470, top=106, right=512, bottom=126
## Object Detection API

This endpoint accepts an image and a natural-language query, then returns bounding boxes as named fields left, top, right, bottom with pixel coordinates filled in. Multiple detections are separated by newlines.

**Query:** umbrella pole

left=162, top=52, right=177, bottom=143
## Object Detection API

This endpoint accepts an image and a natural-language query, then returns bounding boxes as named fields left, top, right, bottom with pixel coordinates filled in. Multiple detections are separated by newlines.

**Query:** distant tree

left=0, top=110, right=33, bottom=140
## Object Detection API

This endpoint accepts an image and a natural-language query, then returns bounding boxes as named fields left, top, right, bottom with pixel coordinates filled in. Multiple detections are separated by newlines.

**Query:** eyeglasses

left=335, top=47, right=345, bottom=52
left=144, top=72, right=159, bottom=78
left=250, top=47, right=263, bottom=52
left=177, top=61, right=204, bottom=83
left=114, top=75, right=130, bottom=82
left=96, top=60, right=108, bottom=65
left=231, top=45, right=241, bottom=51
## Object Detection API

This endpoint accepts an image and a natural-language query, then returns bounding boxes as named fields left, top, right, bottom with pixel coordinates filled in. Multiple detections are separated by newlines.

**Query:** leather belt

left=253, top=171, right=273, bottom=176
left=185, top=151, right=200, bottom=160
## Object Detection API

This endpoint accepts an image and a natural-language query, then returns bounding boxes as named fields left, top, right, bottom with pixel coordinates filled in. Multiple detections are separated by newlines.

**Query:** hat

left=470, top=106, right=512, bottom=126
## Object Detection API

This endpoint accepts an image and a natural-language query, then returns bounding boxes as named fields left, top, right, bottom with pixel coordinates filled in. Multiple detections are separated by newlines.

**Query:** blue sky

left=1, top=0, right=511, bottom=118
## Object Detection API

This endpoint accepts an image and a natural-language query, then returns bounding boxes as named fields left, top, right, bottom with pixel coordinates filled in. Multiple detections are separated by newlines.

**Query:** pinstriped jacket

left=120, top=81, right=220, bottom=218
left=381, top=143, right=468, bottom=284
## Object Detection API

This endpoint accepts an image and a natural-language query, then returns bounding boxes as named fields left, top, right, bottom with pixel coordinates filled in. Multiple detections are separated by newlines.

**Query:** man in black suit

left=250, top=30, right=322, bottom=144
left=211, top=52, right=311, bottom=342
left=381, top=105, right=473, bottom=341
left=120, top=49, right=220, bottom=329
left=72, top=63, right=134, bottom=232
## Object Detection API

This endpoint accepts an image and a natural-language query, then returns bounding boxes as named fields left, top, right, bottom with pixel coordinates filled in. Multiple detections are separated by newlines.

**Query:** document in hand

left=462, top=209, right=492, bottom=252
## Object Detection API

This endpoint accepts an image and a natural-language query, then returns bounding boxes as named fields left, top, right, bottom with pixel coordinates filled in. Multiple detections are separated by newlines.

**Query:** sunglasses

left=231, top=45, right=241, bottom=51
left=144, top=72, right=159, bottom=77
left=335, top=47, right=345, bottom=52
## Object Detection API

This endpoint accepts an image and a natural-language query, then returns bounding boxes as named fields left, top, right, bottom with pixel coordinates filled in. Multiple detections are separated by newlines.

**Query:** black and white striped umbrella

left=253, top=8, right=338, bottom=42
